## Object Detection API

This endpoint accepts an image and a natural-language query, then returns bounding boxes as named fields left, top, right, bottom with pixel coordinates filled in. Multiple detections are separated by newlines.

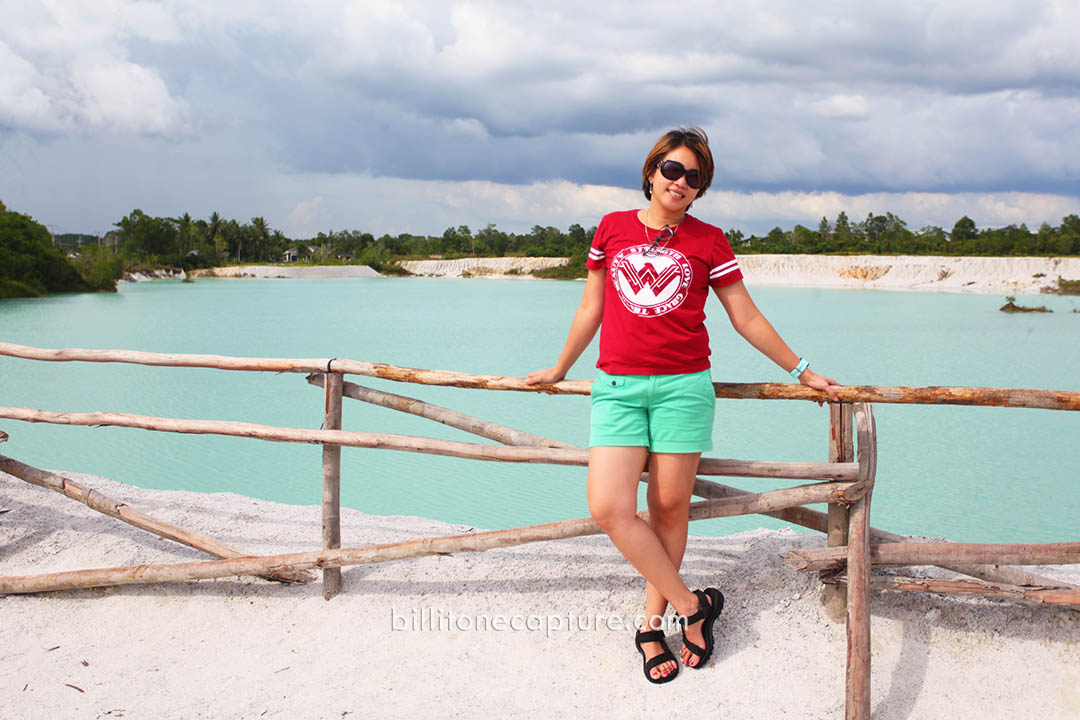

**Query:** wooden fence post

left=322, top=372, right=344, bottom=599
left=845, top=491, right=872, bottom=720
left=845, top=402, right=876, bottom=720
left=824, top=403, right=854, bottom=620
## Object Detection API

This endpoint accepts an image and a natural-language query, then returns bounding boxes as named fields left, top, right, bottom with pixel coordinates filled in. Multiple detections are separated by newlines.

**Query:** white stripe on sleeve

left=710, top=259, right=739, bottom=278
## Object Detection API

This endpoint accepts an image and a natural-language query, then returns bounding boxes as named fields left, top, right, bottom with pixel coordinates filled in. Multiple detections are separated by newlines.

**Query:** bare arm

left=713, top=280, right=840, bottom=401
left=526, top=268, right=605, bottom=385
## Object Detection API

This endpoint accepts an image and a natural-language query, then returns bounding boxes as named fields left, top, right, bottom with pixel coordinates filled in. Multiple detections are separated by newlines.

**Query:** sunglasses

left=657, top=159, right=702, bottom=189
left=643, top=225, right=676, bottom=257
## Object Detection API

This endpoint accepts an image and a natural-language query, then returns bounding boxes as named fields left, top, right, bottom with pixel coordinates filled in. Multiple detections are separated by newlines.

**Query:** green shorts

left=589, top=369, right=715, bottom=453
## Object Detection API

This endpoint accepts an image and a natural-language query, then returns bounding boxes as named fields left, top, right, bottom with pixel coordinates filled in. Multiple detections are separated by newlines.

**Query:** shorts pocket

left=592, top=371, right=626, bottom=396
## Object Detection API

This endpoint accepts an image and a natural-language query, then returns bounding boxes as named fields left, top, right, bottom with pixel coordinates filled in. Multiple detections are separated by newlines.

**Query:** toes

left=649, top=658, right=676, bottom=679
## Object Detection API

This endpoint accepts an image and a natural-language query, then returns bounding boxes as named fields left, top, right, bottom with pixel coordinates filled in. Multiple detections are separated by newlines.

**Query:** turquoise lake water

left=1, top=277, right=1078, bottom=543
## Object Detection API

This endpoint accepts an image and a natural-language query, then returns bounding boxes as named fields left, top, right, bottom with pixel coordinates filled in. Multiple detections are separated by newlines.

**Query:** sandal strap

left=635, top=629, right=666, bottom=645
left=644, top=651, right=676, bottom=671
left=682, top=636, right=707, bottom=659
left=679, top=589, right=711, bottom=627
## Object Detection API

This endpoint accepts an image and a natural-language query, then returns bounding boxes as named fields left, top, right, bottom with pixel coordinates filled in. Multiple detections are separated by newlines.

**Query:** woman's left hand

left=800, top=369, right=842, bottom=403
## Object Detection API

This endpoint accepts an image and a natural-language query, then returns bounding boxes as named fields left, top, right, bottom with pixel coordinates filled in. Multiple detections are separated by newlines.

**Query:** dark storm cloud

left=236, top=0, right=1079, bottom=195
left=1, top=1, right=1077, bottom=236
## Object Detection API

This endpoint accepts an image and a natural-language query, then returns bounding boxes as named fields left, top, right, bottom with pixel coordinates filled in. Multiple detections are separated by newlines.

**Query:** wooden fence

left=0, top=341, right=1077, bottom=720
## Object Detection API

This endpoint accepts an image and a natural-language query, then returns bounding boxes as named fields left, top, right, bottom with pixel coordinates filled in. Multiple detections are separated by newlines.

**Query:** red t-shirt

left=585, top=210, right=743, bottom=375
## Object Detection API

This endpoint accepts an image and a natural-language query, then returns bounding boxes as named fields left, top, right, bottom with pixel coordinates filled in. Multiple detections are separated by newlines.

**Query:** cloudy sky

left=2, top=0, right=1078, bottom=239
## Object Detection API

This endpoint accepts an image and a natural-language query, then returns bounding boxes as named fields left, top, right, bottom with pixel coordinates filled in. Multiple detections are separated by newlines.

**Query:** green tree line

left=101, top=207, right=1080, bottom=268
left=734, top=212, right=1080, bottom=257
left=103, top=210, right=598, bottom=274
left=4, top=200, right=1079, bottom=299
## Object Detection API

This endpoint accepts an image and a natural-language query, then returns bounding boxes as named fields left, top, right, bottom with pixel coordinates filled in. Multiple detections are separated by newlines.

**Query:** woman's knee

left=643, top=496, right=686, bottom=528
left=588, top=495, right=636, bottom=532
left=647, top=482, right=691, bottom=519
left=645, top=453, right=697, bottom=524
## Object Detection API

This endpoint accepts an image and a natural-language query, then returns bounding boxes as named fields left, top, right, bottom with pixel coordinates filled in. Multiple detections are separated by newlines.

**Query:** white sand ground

left=399, top=257, right=568, bottom=277
left=2, top=471, right=1077, bottom=720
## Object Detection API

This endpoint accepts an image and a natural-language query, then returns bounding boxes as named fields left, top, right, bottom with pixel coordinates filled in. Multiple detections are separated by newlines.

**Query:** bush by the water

left=0, top=201, right=119, bottom=298
left=999, top=295, right=1052, bottom=313
left=531, top=262, right=587, bottom=280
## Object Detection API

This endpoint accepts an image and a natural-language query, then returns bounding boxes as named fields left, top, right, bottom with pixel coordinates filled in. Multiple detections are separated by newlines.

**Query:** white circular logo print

left=610, top=244, right=693, bottom=317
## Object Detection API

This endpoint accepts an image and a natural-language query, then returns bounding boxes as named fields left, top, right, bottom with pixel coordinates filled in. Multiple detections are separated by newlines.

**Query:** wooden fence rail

left=0, top=480, right=855, bottom=595
left=3, top=342, right=1079, bottom=409
left=0, top=406, right=859, bottom=483
left=823, top=574, right=1080, bottom=607
left=787, top=541, right=1080, bottom=571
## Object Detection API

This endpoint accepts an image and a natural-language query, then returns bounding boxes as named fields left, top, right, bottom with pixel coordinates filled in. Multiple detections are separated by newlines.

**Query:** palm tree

left=174, top=212, right=193, bottom=255
left=200, top=211, right=225, bottom=263
left=207, top=212, right=222, bottom=246
left=251, top=217, right=270, bottom=263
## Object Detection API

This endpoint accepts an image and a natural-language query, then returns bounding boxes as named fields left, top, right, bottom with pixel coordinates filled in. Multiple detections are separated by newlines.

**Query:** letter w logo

left=619, top=262, right=680, bottom=296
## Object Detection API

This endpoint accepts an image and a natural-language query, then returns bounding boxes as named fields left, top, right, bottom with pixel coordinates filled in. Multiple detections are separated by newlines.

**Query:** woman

left=527, top=127, right=840, bottom=684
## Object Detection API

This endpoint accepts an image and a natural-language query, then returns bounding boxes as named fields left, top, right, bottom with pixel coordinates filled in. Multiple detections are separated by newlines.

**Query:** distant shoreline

left=176, top=254, right=1080, bottom=295
left=186, top=265, right=380, bottom=279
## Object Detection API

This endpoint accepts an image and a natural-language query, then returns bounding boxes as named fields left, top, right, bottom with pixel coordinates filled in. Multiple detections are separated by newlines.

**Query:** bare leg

left=587, top=446, right=704, bottom=678
left=641, top=452, right=712, bottom=666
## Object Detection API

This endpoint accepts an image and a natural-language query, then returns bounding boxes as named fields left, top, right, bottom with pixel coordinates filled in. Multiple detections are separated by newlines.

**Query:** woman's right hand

left=525, top=367, right=566, bottom=386
left=525, top=269, right=605, bottom=389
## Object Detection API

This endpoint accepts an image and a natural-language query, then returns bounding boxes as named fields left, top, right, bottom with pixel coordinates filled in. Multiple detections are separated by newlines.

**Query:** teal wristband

left=789, top=358, right=809, bottom=379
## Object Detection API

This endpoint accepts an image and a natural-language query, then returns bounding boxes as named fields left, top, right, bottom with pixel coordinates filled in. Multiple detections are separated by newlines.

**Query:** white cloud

left=268, top=174, right=1076, bottom=239
left=0, top=0, right=189, bottom=136
left=0, top=41, right=60, bottom=132
left=445, top=117, right=490, bottom=140
left=70, top=58, right=189, bottom=135
left=696, top=189, right=1078, bottom=234
left=802, top=94, right=871, bottom=119
left=316, top=0, right=435, bottom=75
left=283, top=196, right=328, bottom=238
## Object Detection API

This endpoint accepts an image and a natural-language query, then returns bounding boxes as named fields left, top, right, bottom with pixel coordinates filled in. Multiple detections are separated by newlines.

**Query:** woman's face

left=649, top=145, right=700, bottom=214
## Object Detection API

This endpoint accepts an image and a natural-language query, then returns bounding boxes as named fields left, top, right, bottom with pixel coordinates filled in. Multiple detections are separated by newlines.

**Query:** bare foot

left=638, top=626, right=678, bottom=680
left=680, top=593, right=711, bottom=667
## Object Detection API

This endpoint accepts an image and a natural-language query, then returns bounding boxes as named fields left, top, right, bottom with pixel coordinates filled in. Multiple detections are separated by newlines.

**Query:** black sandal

left=634, top=628, right=680, bottom=684
left=679, top=588, right=724, bottom=669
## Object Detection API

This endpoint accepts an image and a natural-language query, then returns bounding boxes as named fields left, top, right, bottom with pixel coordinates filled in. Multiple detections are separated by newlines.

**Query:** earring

left=648, top=182, right=653, bottom=194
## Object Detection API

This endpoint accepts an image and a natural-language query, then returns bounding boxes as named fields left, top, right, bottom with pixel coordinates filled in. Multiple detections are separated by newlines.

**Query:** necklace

left=643, top=209, right=684, bottom=256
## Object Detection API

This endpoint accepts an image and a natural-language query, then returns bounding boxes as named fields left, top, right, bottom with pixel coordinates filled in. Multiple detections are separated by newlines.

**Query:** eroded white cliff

left=737, top=255, right=1080, bottom=294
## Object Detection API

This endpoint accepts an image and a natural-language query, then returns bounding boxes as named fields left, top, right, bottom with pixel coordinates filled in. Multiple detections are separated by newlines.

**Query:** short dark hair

left=641, top=127, right=715, bottom=201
